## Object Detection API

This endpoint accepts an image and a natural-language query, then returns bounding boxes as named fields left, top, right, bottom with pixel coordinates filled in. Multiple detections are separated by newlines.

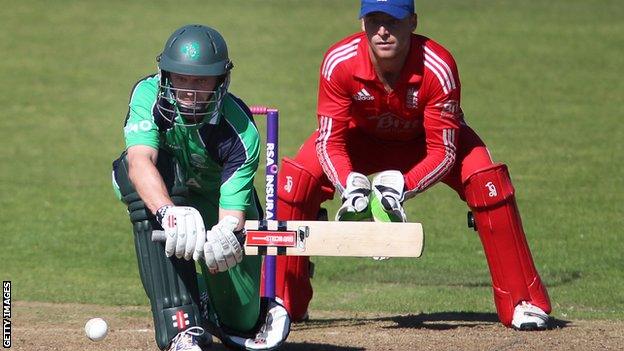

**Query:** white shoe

left=225, top=299, right=291, bottom=350
left=511, top=301, right=549, bottom=330
left=168, top=326, right=209, bottom=351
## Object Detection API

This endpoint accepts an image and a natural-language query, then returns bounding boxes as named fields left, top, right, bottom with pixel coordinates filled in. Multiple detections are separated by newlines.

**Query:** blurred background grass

left=0, top=0, right=622, bottom=320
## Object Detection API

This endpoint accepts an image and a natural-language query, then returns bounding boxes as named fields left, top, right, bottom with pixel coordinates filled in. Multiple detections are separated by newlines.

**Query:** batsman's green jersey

left=122, top=74, right=263, bottom=333
left=124, top=74, right=260, bottom=215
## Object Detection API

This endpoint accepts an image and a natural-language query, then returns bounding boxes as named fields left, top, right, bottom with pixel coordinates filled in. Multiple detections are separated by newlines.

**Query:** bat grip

left=150, top=230, right=246, bottom=245
left=151, top=230, right=166, bottom=242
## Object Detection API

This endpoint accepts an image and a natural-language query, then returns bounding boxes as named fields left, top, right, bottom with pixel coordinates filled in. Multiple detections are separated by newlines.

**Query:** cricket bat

left=152, top=220, right=424, bottom=258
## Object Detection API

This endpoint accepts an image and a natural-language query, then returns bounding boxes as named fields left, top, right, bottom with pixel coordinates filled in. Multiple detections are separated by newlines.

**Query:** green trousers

left=188, top=191, right=262, bottom=333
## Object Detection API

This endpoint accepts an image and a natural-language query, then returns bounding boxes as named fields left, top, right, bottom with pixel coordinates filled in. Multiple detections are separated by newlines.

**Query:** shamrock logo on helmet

left=181, top=42, right=200, bottom=60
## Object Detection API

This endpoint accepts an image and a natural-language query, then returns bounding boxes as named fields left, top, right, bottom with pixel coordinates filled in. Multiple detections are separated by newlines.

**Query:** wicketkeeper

left=111, top=24, right=289, bottom=351
left=274, top=0, right=551, bottom=330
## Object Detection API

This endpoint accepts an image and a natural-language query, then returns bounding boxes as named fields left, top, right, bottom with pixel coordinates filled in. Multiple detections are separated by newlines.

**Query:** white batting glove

left=372, top=170, right=407, bottom=223
left=203, top=215, right=244, bottom=273
left=156, top=205, right=206, bottom=261
left=335, top=172, right=372, bottom=221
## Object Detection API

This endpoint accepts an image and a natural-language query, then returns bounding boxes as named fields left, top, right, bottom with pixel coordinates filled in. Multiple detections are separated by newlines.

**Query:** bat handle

left=151, top=230, right=166, bottom=242
left=152, top=230, right=246, bottom=245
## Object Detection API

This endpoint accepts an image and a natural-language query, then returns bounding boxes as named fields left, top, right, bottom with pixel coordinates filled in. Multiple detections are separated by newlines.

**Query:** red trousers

left=295, top=125, right=492, bottom=196
left=275, top=125, right=551, bottom=326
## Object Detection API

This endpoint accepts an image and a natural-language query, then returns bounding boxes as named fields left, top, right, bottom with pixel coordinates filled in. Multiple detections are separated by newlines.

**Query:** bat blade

left=244, top=220, right=424, bottom=257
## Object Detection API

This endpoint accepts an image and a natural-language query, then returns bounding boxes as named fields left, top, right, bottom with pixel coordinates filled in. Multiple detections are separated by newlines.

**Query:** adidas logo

left=353, top=88, right=374, bottom=101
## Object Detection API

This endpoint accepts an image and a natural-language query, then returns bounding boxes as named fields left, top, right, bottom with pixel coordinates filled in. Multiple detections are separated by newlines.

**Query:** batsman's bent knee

left=463, top=163, right=551, bottom=326
left=133, top=219, right=206, bottom=349
left=199, top=255, right=263, bottom=333
left=112, top=152, right=207, bottom=349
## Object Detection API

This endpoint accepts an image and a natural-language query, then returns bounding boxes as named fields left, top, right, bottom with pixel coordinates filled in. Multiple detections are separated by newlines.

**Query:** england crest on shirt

left=440, top=100, right=460, bottom=120
left=406, top=87, right=419, bottom=109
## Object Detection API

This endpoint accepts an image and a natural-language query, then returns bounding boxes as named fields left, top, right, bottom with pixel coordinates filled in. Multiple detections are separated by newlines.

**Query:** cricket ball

left=84, top=317, right=108, bottom=342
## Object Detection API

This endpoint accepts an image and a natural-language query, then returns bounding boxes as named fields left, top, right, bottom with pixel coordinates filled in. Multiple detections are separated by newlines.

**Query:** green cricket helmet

left=156, top=24, right=234, bottom=126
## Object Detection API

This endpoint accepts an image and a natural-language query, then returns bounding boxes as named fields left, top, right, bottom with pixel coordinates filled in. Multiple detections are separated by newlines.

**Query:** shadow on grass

left=384, top=312, right=570, bottom=330
left=296, top=311, right=570, bottom=331
left=384, top=311, right=500, bottom=330
left=210, top=342, right=364, bottom=351
left=208, top=313, right=571, bottom=351
left=282, top=344, right=365, bottom=351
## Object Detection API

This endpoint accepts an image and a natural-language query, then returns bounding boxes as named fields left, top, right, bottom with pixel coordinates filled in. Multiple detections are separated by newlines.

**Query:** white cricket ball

left=84, top=317, right=108, bottom=342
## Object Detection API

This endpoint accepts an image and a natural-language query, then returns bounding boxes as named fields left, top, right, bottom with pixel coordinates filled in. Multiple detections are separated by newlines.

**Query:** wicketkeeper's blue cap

left=359, top=0, right=415, bottom=20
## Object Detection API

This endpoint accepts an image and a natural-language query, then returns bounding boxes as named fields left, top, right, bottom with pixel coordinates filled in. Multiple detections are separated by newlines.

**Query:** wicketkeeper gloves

left=335, top=172, right=372, bottom=221
left=371, top=170, right=408, bottom=223
left=336, top=170, right=409, bottom=223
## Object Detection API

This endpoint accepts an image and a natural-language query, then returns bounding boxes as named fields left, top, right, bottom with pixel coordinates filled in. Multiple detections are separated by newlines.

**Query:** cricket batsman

left=111, top=24, right=289, bottom=350
left=274, top=0, right=552, bottom=330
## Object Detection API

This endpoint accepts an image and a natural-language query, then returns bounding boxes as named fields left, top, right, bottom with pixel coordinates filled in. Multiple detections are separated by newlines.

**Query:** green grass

left=1, top=0, right=622, bottom=322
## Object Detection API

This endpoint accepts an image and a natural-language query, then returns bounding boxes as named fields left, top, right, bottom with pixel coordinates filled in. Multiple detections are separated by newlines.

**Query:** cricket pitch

left=10, top=301, right=623, bottom=350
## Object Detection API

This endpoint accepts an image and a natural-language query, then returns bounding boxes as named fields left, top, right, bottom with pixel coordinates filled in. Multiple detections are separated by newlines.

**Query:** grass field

left=1, top=0, right=622, bottom=325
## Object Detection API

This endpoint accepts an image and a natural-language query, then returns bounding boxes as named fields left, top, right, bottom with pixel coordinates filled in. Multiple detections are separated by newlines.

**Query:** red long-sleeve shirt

left=315, top=32, right=463, bottom=197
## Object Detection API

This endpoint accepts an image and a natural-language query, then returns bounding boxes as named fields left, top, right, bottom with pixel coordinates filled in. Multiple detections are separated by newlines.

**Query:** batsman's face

left=169, top=73, right=219, bottom=110
left=362, top=12, right=416, bottom=60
